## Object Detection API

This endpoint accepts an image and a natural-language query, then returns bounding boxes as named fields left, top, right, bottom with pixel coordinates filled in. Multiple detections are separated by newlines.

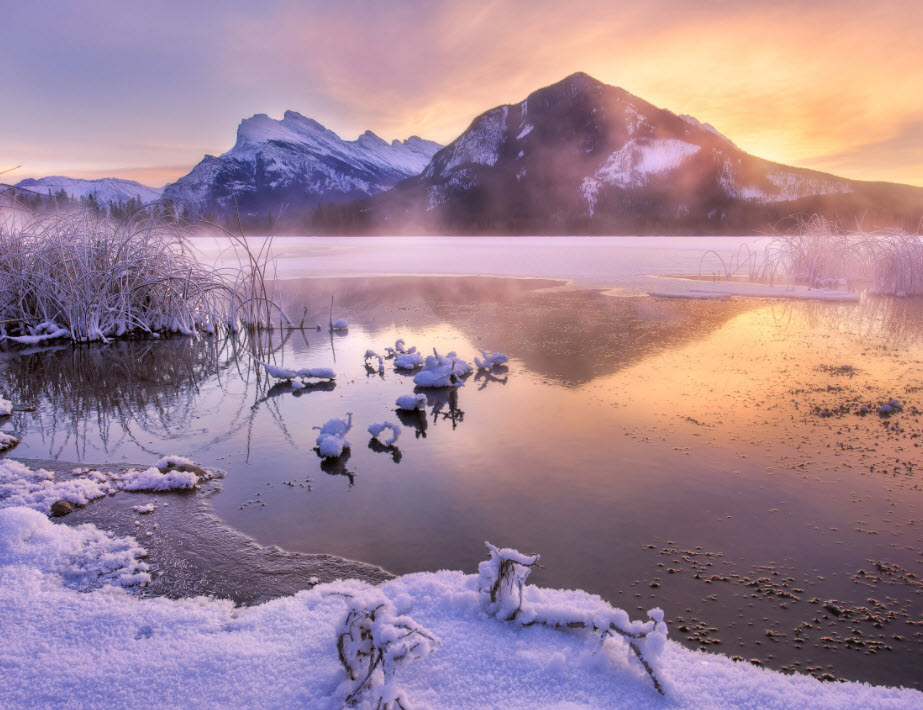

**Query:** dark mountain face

left=364, top=73, right=923, bottom=234
left=162, top=111, right=441, bottom=219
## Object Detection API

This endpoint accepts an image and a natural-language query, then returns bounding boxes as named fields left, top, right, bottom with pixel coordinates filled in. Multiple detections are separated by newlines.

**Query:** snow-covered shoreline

left=0, top=496, right=920, bottom=709
left=0, top=508, right=923, bottom=710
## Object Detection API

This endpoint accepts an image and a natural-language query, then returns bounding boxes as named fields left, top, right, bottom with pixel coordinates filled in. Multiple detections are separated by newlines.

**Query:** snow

left=413, top=350, right=472, bottom=388
left=1, top=521, right=919, bottom=709
left=396, top=394, right=428, bottom=411
left=474, top=349, right=509, bottom=370
left=0, top=507, right=151, bottom=589
left=368, top=422, right=401, bottom=446
left=315, top=414, right=352, bottom=458
left=131, top=504, right=156, bottom=514
left=13, top=176, right=163, bottom=204
left=0, top=431, right=19, bottom=452
left=0, top=458, right=214, bottom=514
left=331, top=318, right=349, bottom=330
left=165, top=111, right=440, bottom=212
left=517, top=124, right=534, bottom=140
left=394, top=351, right=424, bottom=369
left=649, top=280, right=860, bottom=302
left=253, top=357, right=335, bottom=382
left=594, top=139, right=701, bottom=189
left=444, top=106, right=509, bottom=172
left=0, top=396, right=13, bottom=417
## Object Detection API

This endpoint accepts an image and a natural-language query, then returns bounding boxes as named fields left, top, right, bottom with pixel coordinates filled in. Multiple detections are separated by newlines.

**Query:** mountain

left=363, top=73, right=923, bottom=234
left=13, top=176, right=163, bottom=205
left=162, top=111, right=441, bottom=218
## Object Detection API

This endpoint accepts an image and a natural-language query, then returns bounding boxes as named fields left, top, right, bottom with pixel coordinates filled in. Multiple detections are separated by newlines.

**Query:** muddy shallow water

left=2, top=275, right=922, bottom=690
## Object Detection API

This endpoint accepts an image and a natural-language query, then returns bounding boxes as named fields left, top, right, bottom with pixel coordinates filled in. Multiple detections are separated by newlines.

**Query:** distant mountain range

left=10, top=73, right=923, bottom=234
left=161, top=111, right=441, bottom=218
left=12, top=176, right=163, bottom=205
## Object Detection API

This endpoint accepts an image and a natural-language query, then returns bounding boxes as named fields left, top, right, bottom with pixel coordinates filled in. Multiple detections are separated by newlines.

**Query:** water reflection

left=474, top=365, right=509, bottom=390
left=394, top=408, right=428, bottom=439
left=317, top=448, right=356, bottom=486
left=368, top=438, right=402, bottom=463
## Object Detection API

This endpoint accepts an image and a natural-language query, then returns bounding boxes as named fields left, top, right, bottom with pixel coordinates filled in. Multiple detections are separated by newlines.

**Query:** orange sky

left=2, top=1, right=921, bottom=187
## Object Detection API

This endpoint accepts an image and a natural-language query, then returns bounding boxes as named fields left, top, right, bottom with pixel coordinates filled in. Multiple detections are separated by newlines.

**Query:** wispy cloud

left=2, top=0, right=920, bottom=186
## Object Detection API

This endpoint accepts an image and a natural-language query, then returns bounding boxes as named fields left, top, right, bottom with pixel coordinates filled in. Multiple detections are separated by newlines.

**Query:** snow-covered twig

left=331, top=587, right=440, bottom=709
left=477, top=542, right=668, bottom=695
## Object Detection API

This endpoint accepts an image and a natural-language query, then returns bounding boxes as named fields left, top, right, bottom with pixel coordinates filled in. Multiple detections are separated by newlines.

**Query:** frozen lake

left=2, top=237, right=921, bottom=689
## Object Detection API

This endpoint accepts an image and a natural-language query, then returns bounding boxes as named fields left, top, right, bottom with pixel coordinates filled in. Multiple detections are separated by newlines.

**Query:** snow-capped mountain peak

left=164, top=112, right=441, bottom=216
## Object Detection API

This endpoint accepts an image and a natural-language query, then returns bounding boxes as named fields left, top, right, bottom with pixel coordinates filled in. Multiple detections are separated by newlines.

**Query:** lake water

left=1, top=237, right=921, bottom=689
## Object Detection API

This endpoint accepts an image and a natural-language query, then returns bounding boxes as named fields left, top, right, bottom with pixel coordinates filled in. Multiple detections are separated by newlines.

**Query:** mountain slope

left=13, top=177, right=162, bottom=205
left=162, top=111, right=441, bottom=217
left=365, top=73, right=923, bottom=234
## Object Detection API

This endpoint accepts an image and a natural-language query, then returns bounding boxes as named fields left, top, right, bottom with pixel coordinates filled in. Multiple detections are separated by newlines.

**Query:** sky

left=1, top=0, right=921, bottom=188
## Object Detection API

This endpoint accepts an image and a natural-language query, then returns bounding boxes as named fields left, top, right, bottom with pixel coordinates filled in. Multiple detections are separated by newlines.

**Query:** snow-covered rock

left=474, top=349, right=509, bottom=369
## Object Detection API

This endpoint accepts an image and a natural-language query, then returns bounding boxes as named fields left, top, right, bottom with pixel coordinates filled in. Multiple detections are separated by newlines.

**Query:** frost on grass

left=395, top=393, right=428, bottom=412
left=315, top=413, right=353, bottom=459
left=0, top=506, right=151, bottom=589
left=478, top=542, right=669, bottom=695
left=474, top=349, right=509, bottom=370
left=368, top=422, right=401, bottom=446
left=332, top=584, right=440, bottom=709
left=413, top=349, right=472, bottom=388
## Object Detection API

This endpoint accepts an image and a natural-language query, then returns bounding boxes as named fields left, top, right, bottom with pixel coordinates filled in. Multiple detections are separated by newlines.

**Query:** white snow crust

left=1, top=519, right=919, bottom=709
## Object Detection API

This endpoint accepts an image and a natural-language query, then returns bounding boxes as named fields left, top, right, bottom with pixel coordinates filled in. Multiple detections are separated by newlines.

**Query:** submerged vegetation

left=0, top=200, right=283, bottom=345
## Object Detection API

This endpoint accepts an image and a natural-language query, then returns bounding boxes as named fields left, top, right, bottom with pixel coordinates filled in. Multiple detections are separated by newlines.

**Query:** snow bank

left=0, top=458, right=214, bottom=515
left=0, top=507, right=150, bottom=589
left=0, top=527, right=918, bottom=709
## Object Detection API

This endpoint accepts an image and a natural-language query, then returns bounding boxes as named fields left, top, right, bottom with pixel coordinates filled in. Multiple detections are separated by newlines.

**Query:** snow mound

left=0, top=506, right=151, bottom=589
left=315, top=414, right=352, bottom=458
left=396, top=393, right=428, bottom=411
left=413, top=349, right=472, bottom=388
left=0, top=431, right=18, bottom=452
left=394, top=351, right=424, bottom=369
left=474, top=349, right=509, bottom=369
left=368, top=422, right=401, bottom=446
left=0, top=396, right=13, bottom=417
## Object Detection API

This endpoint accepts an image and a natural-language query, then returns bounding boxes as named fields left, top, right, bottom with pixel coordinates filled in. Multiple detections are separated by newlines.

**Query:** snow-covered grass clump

left=394, top=351, right=424, bottom=369
left=2, top=526, right=920, bottom=709
left=0, top=396, right=12, bottom=417
left=0, top=506, right=151, bottom=589
left=396, top=393, right=428, bottom=411
left=364, top=349, right=385, bottom=374
left=368, top=421, right=400, bottom=446
left=474, top=349, right=509, bottom=369
left=315, top=413, right=352, bottom=458
left=253, top=357, right=335, bottom=386
left=0, top=431, right=18, bottom=453
left=750, top=217, right=923, bottom=295
left=413, top=349, right=472, bottom=388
